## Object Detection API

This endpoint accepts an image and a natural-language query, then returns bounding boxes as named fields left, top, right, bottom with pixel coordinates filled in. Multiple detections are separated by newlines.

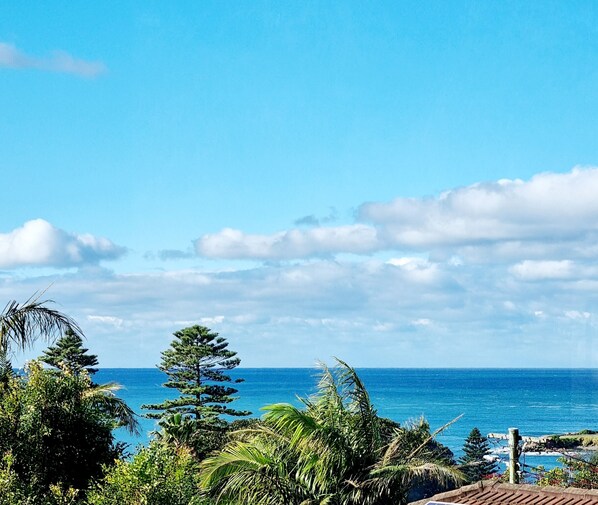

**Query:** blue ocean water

left=96, top=368, right=598, bottom=471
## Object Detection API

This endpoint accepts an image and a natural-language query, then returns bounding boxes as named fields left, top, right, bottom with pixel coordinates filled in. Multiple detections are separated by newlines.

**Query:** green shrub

left=88, top=442, right=208, bottom=505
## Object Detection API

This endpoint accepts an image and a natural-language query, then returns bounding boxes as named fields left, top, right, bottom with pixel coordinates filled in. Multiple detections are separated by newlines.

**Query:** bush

left=0, top=361, right=133, bottom=500
left=88, top=442, right=208, bottom=505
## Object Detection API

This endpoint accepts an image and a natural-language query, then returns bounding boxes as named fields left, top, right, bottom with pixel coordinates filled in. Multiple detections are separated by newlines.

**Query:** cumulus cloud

left=195, top=167, right=598, bottom=262
left=195, top=224, right=380, bottom=260
left=360, top=167, right=598, bottom=249
left=0, top=42, right=106, bottom=77
left=7, top=167, right=598, bottom=367
left=0, top=219, right=125, bottom=268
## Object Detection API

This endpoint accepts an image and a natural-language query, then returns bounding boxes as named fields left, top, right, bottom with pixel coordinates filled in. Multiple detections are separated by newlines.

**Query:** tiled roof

left=409, top=481, right=598, bottom=505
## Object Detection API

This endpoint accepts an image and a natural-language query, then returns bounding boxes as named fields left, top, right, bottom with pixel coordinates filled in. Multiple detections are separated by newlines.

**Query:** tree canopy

left=40, top=328, right=99, bottom=375
left=458, top=427, right=497, bottom=482
left=143, top=325, right=249, bottom=423
left=0, top=360, right=138, bottom=500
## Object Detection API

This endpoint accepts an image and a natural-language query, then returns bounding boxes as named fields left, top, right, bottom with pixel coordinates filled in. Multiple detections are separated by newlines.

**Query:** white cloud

left=195, top=224, right=379, bottom=260
left=199, top=316, right=225, bottom=325
left=0, top=219, right=125, bottom=268
left=7, top=168, right=598, bottom=367
left=4, top=254, right=598, bottom=368
left=361, top=167, right=598, bottom=244
left=411, top=318, right=432, bottom=326
left=195, top=167, right=598, bottom=262
left=564, top=310, right=591, bottom=321
left=87, top=315, right=124, bottom=327
left=510, top=260, right=574, bottom=281
left=0, top=42, right=106, bottom=77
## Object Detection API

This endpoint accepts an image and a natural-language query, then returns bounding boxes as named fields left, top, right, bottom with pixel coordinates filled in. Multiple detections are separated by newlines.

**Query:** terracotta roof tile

left=410, top=482, right=598, bottom=505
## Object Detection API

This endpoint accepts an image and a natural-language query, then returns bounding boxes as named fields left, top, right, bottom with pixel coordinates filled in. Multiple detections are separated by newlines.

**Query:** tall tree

left=200, top=359, right=462, bottom=505
left=0, top=291, right=83, bottom=357
left=459, top=427, right=497, bottom=482
left=143, top=325, right=249, bottom=424
left=40, top=328, right=99, bottom=375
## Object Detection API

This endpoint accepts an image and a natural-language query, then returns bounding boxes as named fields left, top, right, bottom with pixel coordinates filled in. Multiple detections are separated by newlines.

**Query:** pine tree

left=39, top=328, right=99, bottom=375
left=142, top=325, right=249, bottom=425
left=459, top=427, right=497, bottom=482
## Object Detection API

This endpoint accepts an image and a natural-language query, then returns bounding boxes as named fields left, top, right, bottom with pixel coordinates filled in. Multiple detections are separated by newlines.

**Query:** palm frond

left=0, top=291, right=83, bottom=354
left=405, top=414, right=463, bottom=461
left=263, top=403, right=322, bottom=447
left=201, top=439, right=307, bottom=505
left=83, top=382, right=140, bottom=434
left=334, top=357, right=381, bottom=452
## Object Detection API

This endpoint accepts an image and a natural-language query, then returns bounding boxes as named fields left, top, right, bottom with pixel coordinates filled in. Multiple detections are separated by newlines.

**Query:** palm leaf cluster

left=0, top=291, right=83, bottom=356
left=200, top=359, right=463, bottom=505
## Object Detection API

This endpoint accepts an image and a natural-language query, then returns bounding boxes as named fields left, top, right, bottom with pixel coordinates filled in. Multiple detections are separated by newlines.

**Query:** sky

left=1, top=1, right=598, bottom=367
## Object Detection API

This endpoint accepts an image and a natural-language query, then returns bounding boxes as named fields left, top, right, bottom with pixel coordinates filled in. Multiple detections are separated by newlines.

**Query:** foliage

left=0, top=360, right=138, bottom=499
left=458, top=427, right=497, bottom=482
left=87, top=442, right=207, bottom=505
left=0, top=452, right=35, bottom=505
left=143, top=325, right=249, bottom=458
left=0, top=291, right=83, bottom=357
left=536, top=453, right=598, bottom=489
left=143, top=325, right=248, bottom=421
left=536, top=465, right=570, bottom=487
left=200, top=359, right=462, bottom=505
left=40, top=328, right=99, bottom=375
left=0, top=353, right=13, bottom=387
left=547, top=435, right=581, bottom=449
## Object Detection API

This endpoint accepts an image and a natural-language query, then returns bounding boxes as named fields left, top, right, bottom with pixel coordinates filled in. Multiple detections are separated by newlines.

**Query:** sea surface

left=96, top=368, right=598, bottom=472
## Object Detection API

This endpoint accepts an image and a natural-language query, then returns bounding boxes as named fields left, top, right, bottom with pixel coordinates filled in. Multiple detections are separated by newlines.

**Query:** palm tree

left=83, top=380, right=140, bottom=435
left=200, top=359, right=463, bottom=505
left=0, top=290, right=83, bottom=356
left=152, top=412, right=199, bottom=448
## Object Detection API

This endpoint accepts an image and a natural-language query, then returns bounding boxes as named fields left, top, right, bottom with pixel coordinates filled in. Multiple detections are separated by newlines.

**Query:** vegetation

left=545, top=433, right=598, bottom=449
left=11, top=295, right=594, bottom=502
left=537, top=453, right=598, bottom=489
left=40, top=328, right=99, bottom=376
left=143, top=325, right=250, bottom=458
left=200, top=359, right=462, bottom=505
left=87, top=442, right=205, bottom=505
left=0, top=292, right=83, bottom=357
left=0, top=360, right=138, bottom=501
left=459, top=427, right=497, bottom=482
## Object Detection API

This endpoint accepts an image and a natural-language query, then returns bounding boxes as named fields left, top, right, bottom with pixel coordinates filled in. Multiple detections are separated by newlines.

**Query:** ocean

left=96, top=368, right=598, bottom=472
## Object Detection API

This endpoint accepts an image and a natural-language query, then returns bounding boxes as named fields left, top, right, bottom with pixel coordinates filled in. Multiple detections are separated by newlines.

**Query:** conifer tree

left=142, top=325, right=249, bottom=426
left=40, top=328, right=99, bottom=375
left=459, top=427, right=497, bottom=482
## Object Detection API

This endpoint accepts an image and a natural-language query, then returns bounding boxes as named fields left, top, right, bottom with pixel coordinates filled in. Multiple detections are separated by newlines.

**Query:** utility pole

left=508, top=427, right=520, bottom=484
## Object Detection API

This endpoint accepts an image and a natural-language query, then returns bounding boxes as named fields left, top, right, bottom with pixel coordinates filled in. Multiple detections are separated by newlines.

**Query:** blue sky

left=1, top=1, right=598, bottom=367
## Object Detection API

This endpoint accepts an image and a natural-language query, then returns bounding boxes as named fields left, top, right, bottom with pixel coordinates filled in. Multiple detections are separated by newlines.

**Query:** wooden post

left=508, top=428, right=520, bottom=484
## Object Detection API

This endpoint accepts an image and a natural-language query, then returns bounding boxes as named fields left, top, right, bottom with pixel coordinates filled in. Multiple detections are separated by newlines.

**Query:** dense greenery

left=40, top=328, right=99, bottom=375
left=459, top=427, right=497, bottom=482
left=0, top=360, right=138, bottom=501
left=87, top=442, right=205, bottom=505
left=200, top=359, right=462, bottom=505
